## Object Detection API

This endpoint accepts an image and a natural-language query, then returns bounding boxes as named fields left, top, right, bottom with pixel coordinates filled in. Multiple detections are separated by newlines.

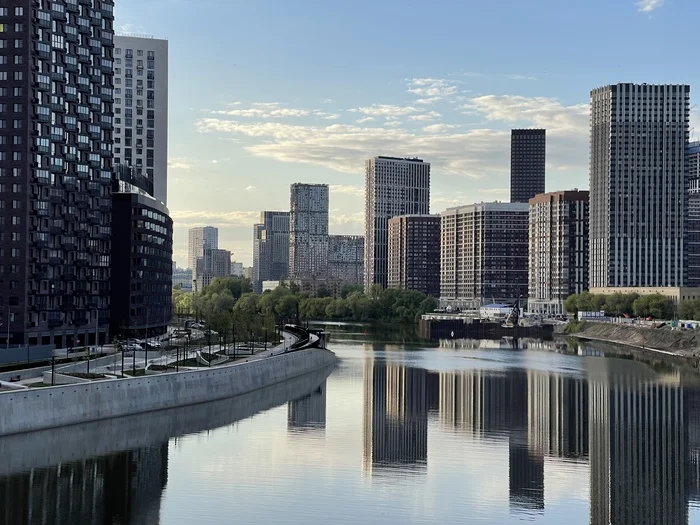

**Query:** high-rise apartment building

left=0, top=1, right=115, bottom=348
left=589, top=83, right=690, bottom=289
left=252, top=211, right=289, bottom=292
left=187, top=226, right=218, bottom=270
left=388, top=215, right=440, bottom=297
left=113, top=35, right=168, bottom=204
left=510, top=129, right=546, bottom=203
left=528, top=191, right=589, bottom=315
left=193, top=248, right=231, bottom=293
left=110, top=166, right=172, bottom=337
left=365, top=157, right=431, bottom=291
left=440, top=202, right=529, bottom=309
left=328, top=235, right=364, bottom=286
left=687, top=142, right=700, bottom=288
left=289, top=183, right=329, bottom=279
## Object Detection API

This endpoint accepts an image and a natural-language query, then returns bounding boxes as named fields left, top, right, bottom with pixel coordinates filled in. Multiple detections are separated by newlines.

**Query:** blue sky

left=116, top=0, right=695, bottom=266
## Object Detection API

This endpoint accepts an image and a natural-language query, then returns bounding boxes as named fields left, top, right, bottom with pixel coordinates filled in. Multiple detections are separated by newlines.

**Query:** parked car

left=144, top=341, right=161, bottom=349
left=124, top=343, right=143, bottom=352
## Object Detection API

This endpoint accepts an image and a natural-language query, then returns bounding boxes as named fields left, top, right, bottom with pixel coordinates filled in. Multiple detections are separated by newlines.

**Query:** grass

left=123, top=369, right=147, bottom=377
left=565, top=320, right=588, bottom=334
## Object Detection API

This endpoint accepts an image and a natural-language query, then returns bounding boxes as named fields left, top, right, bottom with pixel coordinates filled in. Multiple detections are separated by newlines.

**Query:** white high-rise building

left=113, top=35, right=169, bottom=204
left=589, top=83, right=689, bottom=289
left=365, top=157, right=431, bottom=291
left=188, top=227, right=218, bottom=270
left=289, top=184, right=329, bottom=279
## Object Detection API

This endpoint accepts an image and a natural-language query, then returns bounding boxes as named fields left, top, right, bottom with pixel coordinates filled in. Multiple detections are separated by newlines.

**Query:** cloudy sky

left=115, top=0, right=695, bottom=267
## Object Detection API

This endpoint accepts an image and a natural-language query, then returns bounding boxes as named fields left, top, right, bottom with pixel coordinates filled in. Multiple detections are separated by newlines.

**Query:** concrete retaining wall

left=0, top=348, right=337, bottom=436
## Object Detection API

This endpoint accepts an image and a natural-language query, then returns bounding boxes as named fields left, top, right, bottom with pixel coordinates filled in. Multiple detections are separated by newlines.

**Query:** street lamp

left=88, top=306, right=99, bottom=374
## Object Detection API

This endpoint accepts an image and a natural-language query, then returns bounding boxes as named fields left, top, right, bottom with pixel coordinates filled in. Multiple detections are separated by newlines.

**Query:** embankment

left=0, top=347, right=337, bottom=436
left=569, top=322, right=700, bottom=362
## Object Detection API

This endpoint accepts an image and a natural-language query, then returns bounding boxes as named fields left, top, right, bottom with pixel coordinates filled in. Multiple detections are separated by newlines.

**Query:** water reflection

left=362, top=350, right=700, bottom=523
left=287, top=383, right=327, bottom=432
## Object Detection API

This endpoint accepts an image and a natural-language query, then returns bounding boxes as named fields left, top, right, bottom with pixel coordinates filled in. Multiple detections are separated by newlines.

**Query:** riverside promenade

left=0, top=326, right=337, bottom=436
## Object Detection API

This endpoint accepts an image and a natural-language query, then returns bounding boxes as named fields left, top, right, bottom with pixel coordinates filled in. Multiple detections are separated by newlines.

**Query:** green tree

left=340, top=284, right=363, bottom=299
left=632, top=294, right=674, bottom=320
left=679, top=299, right=700, bottom=321
left=563, top=293, right=580, bottom=314
left=603, top=293, right=638, bottom=317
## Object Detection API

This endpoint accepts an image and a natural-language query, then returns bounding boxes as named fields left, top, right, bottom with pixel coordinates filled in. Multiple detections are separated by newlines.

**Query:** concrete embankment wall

left=0, top=348, right=337, bottom=436
left=571, top=322, right=700, bottom=354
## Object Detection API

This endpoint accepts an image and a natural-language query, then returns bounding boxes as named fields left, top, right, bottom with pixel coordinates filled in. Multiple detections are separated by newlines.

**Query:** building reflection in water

left=0, top=444, right=168, bottom=525
left=362, top=358, right=430, bottom=475
left=364, top=351, right=700, bottom=522
left=287, top=381, right=328, bottom=432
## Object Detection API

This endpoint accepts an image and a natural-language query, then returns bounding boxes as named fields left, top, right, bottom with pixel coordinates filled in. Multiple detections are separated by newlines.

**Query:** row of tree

left=563, top=292, right=677, bottom=320
left=172, top=277, right=438, bottom=336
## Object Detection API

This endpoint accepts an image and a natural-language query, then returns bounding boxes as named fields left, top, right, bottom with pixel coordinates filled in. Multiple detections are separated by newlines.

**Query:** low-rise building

left=590, top=287, right=700, bottom=303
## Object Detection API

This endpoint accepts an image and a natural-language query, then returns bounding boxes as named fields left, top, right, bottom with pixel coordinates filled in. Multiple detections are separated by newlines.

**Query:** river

left=2, top=325, right=700, bottom=524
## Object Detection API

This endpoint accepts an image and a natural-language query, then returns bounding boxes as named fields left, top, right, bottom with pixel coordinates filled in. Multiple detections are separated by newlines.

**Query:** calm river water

left=2, top=325, right=700, bottom=524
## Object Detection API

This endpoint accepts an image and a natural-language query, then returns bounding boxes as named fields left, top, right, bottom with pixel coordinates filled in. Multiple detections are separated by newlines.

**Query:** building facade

left=328, top=235, right=364, bottom=286
left=440, top=203, right=529, bottom=309
left=687, top=142, right=700, bottom=287
left=230, top=261, right=243, bottom=277
left=289, top=183, right=329, bottom=279
left=110, top=167, right=172, bottom=338
left=113, top=35, right=168, bottom=205
left=0, top=1, right=115, bottom=348
left=252, top=211, right=289, bottom=293
left=187, top=226, right=218, bottom=271
left=528, top=191, right=589, bottom=315
left=194, top=248, right=231, bottom=292
left=388, top=215, right=440, bottom=297
left=590, top=83, right=690, bottom=289
left=365, top=157, right=431, bottom=291
left=172, top=267, right=192, bottom=291
left=510, top=129, right=546, bottom=204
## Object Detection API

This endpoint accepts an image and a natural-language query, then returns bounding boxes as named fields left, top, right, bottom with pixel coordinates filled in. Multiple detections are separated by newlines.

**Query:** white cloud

left=637, top=0, right=663, bottom=12
left=505, top=74, right=537, bottom=81
left=348, top=104, right=420, bottom=118
left=384, top=120, right=403, bottom=127
left=245, top=185, right=256, bottom=191
left=213, top=102, right=309, bottom=119
left=407, top=78, right=459, bottom=104
left=211, top=159, right=219, bottom=164
left=170, top=210, right=260, bottom=226
left=330, top=212, right=364, bottom=226
left=330, top=184, right=364, bottom=197
left=313, top=110, right=341, bottom=120
left=423, top=124, right=457, bottom=133
left=168, top=158, right=193, bottom=170
left=355, top=117, right=375, bottom=124
left=409, top=111, right=442, bottom=122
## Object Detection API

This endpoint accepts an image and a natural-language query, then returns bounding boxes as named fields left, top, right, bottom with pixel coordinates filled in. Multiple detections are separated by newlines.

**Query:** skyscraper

left=0, top=1, right=115, bottom=348
left=365, top=157, right=431, bottom=291
left=289, top=183, right=329, bottom=279
left=388, top=215, right=441, bottom=297
left=187, top=227, right=218, bottom=270
left=589, top=83, right=690, bottom=289
left=327, top=235, right=364, bottom=286
left=252, top=211, right=290, bottom=292
left=528, top=191, right=589, bottom=315
left=194, top=248, right=231, bottom=293
left=113, top=35, right=168, bottom=205
left=440, top=202, right=529, bottom=309
left=687, top=142, right=700, bottom=287
left=510, top=129, right=546, bottom=203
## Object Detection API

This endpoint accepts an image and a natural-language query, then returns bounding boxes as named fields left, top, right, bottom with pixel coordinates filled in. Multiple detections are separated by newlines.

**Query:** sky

left=115, top=0, right=697, bottom=267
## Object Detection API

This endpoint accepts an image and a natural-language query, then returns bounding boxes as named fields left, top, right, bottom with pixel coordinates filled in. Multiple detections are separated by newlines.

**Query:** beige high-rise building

left=187, top=226, right=218, bottom=270
left=528, top=191, right=589, bottom=315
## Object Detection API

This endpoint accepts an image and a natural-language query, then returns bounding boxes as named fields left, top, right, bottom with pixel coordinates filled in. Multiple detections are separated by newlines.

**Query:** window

left=14, top=7, right=23, bottom=16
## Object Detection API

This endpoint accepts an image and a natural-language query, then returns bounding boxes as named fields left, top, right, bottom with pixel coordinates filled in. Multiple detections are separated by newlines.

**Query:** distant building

left=172, top=268, right=193, bottom=291
left=365, top=157, right=431, bottom=291
left=243, top=266, right=254, bottom=280
left=388, top=215, right=440, bottom=297
left=230, top=261, right=244, bottom=277
left=284, top=278, right=345, bottom=298
left=262, top=280, right=280, bottom=292
left=328, top=235, right=364, bottom=286
left=590, top=83, right=689, bottom=288
left=440, top=202, right=529, bottom=309
left=589, top=287, right=700, bottom=303
left=252, top=211, right=289, bottom=293
left=528, top=191, right=589, bottom=315
left=194, top=248, right=231, bottom=292
left=113, top=35, right=169, bottom=205
left=289, top=184, right=329, bottom=279
left=188, top=227, right=218, bottom=271
left=510, top=129, right=546, bottom=203
left=111, top=166, right=173, bottom=338
left=688, top=142, right=700, bottom=288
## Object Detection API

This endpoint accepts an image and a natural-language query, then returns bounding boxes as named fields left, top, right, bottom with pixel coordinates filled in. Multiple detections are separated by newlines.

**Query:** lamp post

left=88, top=307, right=99, bottom=374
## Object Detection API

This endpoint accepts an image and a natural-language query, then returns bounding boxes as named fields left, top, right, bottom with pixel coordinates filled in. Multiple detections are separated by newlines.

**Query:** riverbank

left=565, top=321, right=700, bottom=367
left=0, top=344, right=337, bottom=436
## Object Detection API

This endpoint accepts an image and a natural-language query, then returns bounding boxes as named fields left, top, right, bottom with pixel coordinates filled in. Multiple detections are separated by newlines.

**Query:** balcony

left=75, top=195, right=90, bottom=208
left=65, top=89, right=78, bottom=101
left=48, top=256, right=62, bottom=266
left=48, top=319, right=63, bottom=329
left=49, top=225, right=63, bottom=235
left=62, top=239, right=77, bottom=250
left=50, top=163, right=65, bottom=175
left=36, top=12, right=51, bottom=28
left=86, top=212, right=100, bottom=225
left=49, top=191, right=65, bottom=204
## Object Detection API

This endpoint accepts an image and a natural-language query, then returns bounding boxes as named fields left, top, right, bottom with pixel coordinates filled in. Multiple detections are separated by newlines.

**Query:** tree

left=603, top=293, right=638, bottom=317
left=563, top=293, right=580, bottom=314
left=632, top=294, right=674, bottom=320
left=679, top=299, right=700, bottom=321
left=340, top=284, right=363, bottom=299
